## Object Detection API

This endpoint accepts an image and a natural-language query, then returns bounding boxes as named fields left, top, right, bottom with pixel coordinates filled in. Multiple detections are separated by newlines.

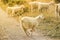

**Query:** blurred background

left=0, top=0, right=60, bottom=40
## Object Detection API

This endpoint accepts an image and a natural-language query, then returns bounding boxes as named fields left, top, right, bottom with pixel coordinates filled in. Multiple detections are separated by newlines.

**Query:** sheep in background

left=6, top=5, right=25, bottom=17
left=29, top=1, right=52, bottom=13
left=20, top=14, right=44, bottom=36
left=29, top=1, right=39, bottom=12
left=29, top=1, right=56, bottom=17
left=38, top=2, right=50, bottom=14
left=38, top=1, right=56, bottom=16
left=55, top=4, right=60, bottom=17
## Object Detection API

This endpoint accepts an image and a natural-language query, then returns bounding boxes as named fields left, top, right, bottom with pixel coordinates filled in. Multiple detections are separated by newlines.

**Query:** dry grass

left=37, top=17, right=60, bottom=37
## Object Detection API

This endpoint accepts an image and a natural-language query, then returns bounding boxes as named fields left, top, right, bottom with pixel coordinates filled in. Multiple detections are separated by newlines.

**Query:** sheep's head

left=36, top=14, right=44, bottom=22
left=36, top=14, right=44, bottom=19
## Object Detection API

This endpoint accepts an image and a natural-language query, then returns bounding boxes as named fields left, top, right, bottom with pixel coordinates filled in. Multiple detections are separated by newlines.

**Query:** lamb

left=6, top=5, right=25, bottom=17
left=38, top=2, right=50, bottom=13
left=29, top=1, right=56, bottom=17
left=29, top=1, right=51, bottom=13
left=20, top=14, right=44, bottom=36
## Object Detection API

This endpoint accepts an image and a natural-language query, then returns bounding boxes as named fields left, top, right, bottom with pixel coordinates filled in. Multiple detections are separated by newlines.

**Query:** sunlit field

left=0, top=0, right=60, bottom=40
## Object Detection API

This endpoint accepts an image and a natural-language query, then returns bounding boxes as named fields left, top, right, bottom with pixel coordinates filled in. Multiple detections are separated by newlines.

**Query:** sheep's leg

left=26, top=25, right=33, bottom=36
left=31, top=25, right=35, bottom=32
left=22, top=26, right=31, bottom=36
left=26, top=29, right=32, bottom=36
left=23, top=28, right=30, bottom=36
left=27, top=24, right=36, bottom=36
left=23, top=28, right=32, bottom=37
left=22, top=25, right=30, bottom=36
left=22, top=23, right=32, bottom=37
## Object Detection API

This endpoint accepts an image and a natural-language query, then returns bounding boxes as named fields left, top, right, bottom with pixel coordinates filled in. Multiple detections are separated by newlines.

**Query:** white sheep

left=38, top=1, right=56, bottom=14
left=20, top=14, right=44, bottom=36
left=29, top=1, right=51, bottom=13
left=55, top=4, right=60, bottom=17
left=6, top=5, right=25, bottom=17
left=38, top=2, right=50, bottom=13
left=29, top=1, right=56, bottom=17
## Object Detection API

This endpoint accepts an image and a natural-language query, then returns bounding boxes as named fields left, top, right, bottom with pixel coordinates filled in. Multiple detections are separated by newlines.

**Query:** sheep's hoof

left=25, top=31, right=32, bottom=37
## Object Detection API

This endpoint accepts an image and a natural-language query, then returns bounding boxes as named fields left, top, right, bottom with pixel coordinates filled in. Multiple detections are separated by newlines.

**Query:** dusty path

left=0, top=7, right=29, bottom=40
left=0, top=7, right=60, bottom=40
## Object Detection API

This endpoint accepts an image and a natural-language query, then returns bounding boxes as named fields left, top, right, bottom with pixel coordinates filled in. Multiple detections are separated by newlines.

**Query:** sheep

left=29, top=1, right=39, bottom=12
left=55, top=4, right=60, bottom=17
left=38, top=2, right=50, bottom=14
left=29, top=1, right=51, bottom=13
left=20, top=14, right=44, bottom=36
left=29, top=1, right=56, bottom=17
left=38, top=1, right=56, bottom=15
left=6, top=5, right=25, bottom=17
